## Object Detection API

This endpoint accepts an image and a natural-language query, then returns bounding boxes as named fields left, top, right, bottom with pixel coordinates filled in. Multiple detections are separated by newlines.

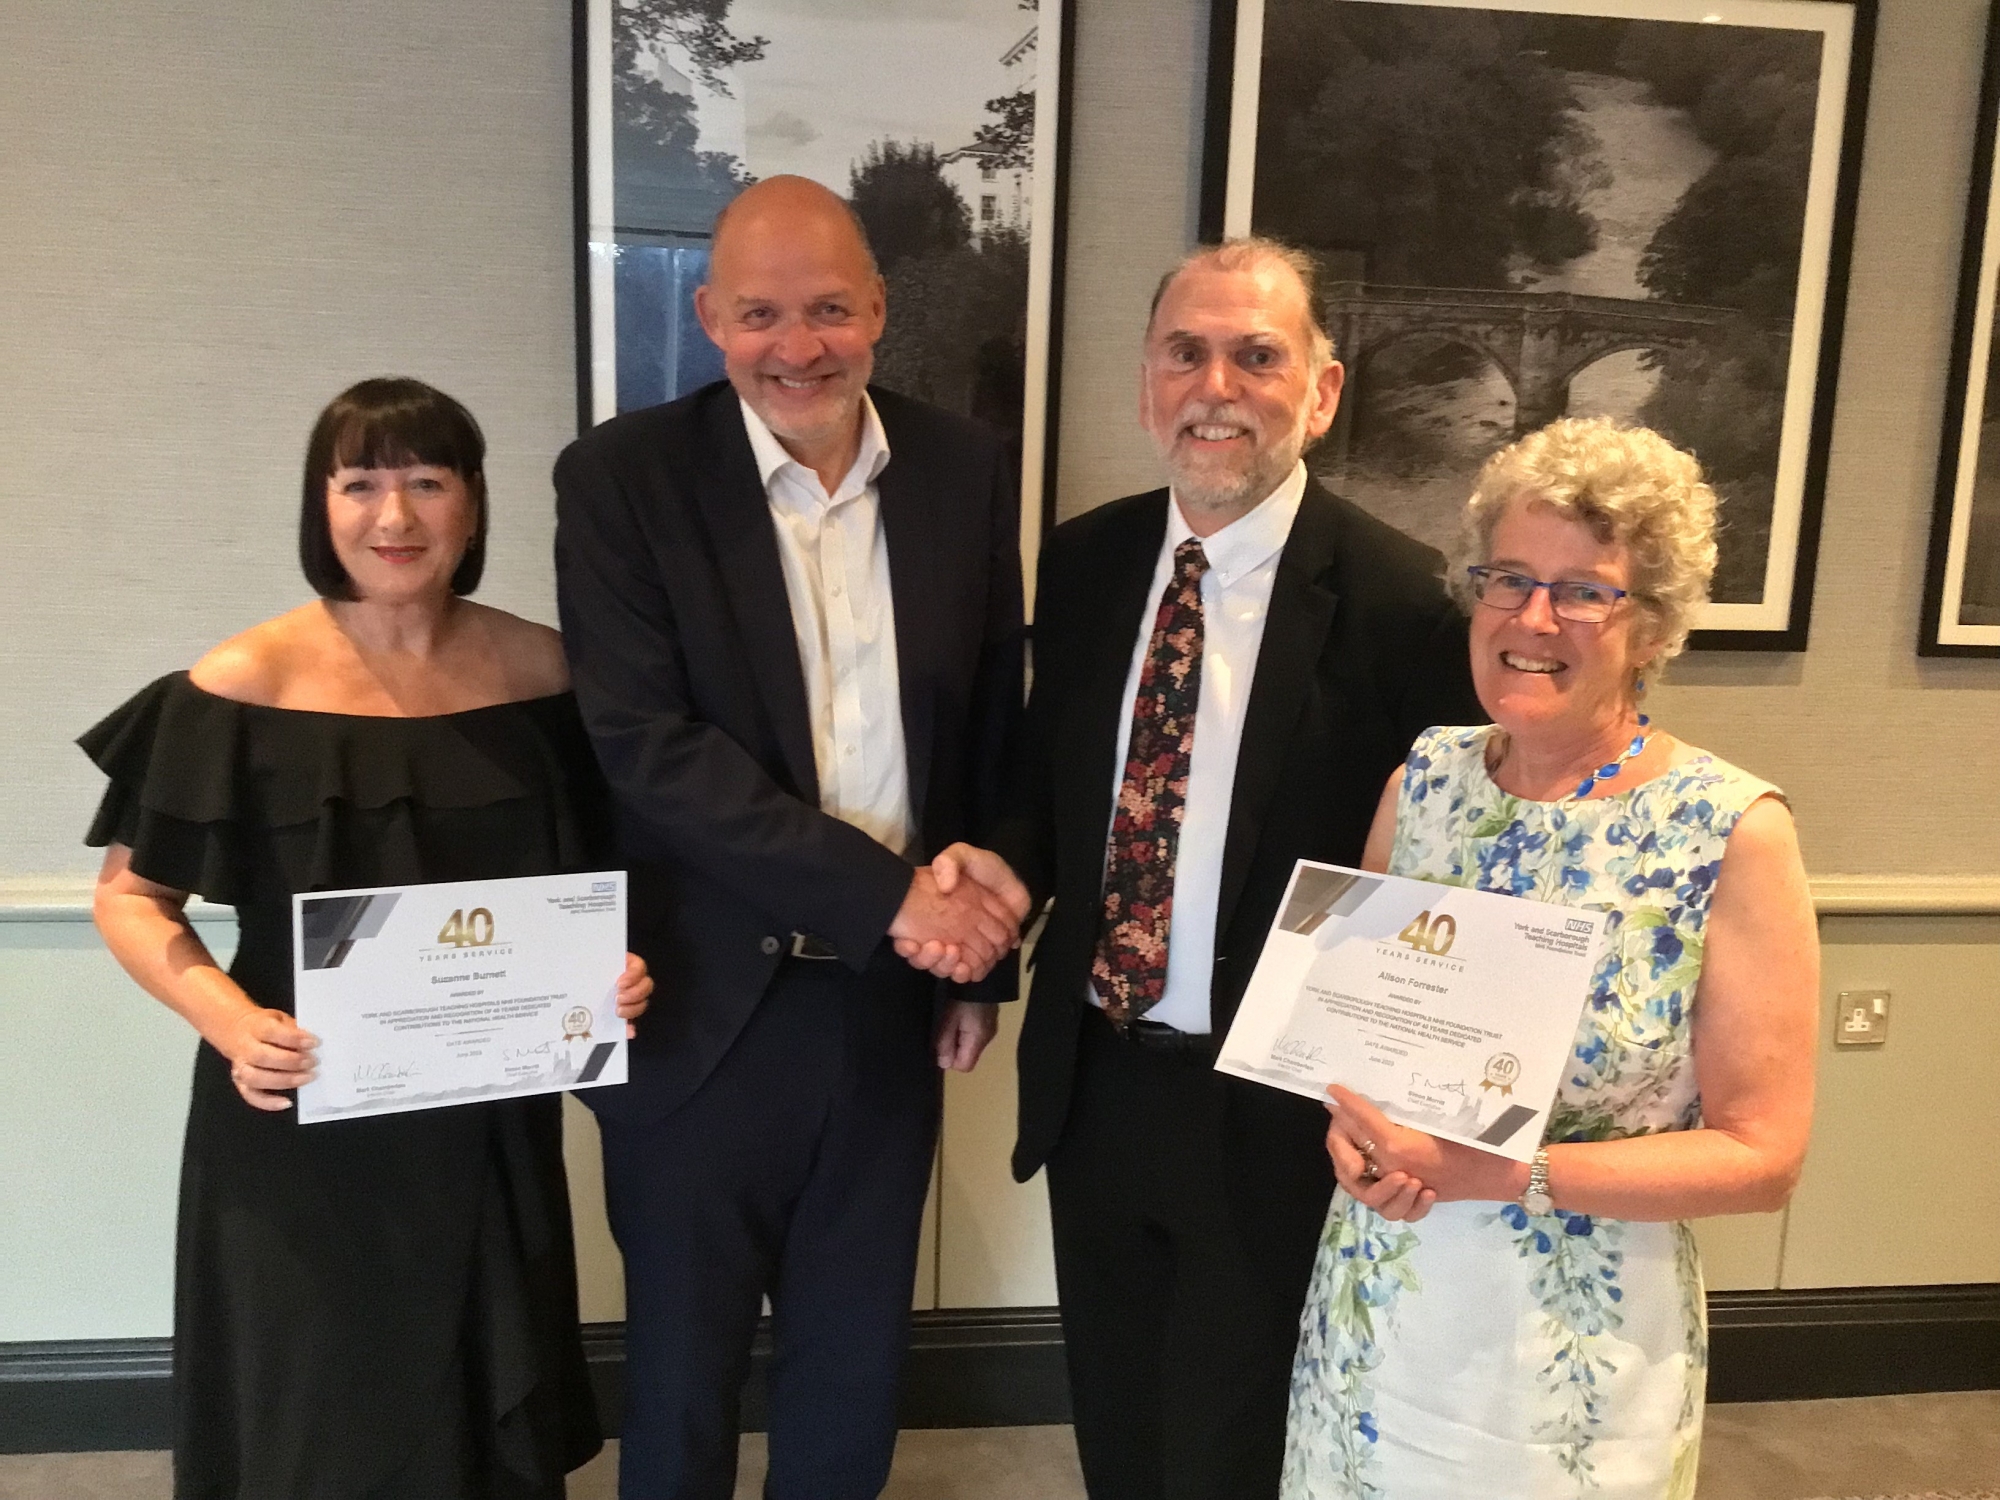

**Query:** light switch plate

left=1835, top=989, right=1890, bottom=1046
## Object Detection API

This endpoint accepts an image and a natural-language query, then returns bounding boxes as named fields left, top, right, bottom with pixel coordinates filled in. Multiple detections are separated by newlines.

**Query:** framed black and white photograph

left=1202, top=0, right=1877, bottom=650
left=1922, top=0, right=2000, bottom=657
left=575, top=0, right=1072, bottom=559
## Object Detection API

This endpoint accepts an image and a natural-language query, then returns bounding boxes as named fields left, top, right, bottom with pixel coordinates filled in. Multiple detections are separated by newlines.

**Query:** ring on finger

left=1361, top=1160, right=1382, bottom=1182
left=1354, top=1137, right=1378, bottom=1156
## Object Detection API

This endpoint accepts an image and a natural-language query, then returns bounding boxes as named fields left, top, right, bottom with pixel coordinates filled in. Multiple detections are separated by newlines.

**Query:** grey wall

left=1, top=0, right=577, bottom=877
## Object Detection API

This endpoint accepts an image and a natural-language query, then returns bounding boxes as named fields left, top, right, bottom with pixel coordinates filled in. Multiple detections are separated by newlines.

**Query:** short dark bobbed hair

left=300, top=377, right=488, bottom=600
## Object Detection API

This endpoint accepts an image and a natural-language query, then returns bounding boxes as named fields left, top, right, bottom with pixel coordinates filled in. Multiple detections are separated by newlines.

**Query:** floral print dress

left=1283, top=725, right=1783, bottom=1500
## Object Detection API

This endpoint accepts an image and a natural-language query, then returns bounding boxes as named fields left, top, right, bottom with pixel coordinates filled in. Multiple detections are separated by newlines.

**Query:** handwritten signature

left=1273, top=1035, right=1327, bottom=1065
left=352, top=1061, right=419, bottom=1082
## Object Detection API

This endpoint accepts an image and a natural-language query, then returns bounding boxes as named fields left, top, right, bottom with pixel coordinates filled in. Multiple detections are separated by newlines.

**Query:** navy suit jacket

left=992, top=480, right=1483, bottom=1261
left=554, top=381, right=1024, bottom=1125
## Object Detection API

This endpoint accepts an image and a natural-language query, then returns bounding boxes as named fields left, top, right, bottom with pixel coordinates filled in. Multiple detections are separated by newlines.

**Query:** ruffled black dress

left=80, top=673, right=609, bottom=1500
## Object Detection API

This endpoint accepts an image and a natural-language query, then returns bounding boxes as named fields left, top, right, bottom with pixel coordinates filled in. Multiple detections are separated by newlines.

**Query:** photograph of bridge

left=1209, top=0, right=1874, bottom=645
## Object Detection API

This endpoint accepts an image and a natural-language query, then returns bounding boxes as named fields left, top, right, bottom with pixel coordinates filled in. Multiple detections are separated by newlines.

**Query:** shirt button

left=842, top=744, right=856, bottom=758
left=829, top=584, right=844, bottom=598
left=760, top=935, right=781, bottom=956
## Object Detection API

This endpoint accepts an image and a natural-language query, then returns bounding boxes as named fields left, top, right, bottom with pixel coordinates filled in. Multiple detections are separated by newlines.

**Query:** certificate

left=1215, top=862, right=1609, bottom=1161
left=293, top=871, right=627, bottom=1124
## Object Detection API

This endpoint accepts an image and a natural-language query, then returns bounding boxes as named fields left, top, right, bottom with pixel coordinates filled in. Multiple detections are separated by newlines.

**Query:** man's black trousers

left=1047, top=1009, right=1324, bottom=1500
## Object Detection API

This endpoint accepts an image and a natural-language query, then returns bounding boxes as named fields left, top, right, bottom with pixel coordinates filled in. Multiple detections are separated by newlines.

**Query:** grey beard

left=1165, top=435, right=1305, bottom=517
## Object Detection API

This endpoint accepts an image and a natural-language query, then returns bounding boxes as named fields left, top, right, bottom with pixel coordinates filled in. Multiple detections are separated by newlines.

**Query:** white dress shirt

left=741, top=394, right=914, bottom=856
left=1092, top=462, right=1308, bottom=1033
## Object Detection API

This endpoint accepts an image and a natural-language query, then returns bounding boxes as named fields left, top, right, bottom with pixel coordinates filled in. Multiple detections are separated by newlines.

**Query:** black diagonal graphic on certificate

left=299, top=892, right=401, bottom=970
left=573, top=1042, right=620, bottom=1084
left=1476, top=1104, right=1540, bottom=1148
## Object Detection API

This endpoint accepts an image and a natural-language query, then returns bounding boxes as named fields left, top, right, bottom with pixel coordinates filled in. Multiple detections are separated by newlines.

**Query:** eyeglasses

left=1465, top=566, right=1632, bottom=624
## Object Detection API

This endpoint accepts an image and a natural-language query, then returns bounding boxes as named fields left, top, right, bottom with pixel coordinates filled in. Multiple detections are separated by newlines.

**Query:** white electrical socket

left=1835, top=989, right=1889, bottom=1046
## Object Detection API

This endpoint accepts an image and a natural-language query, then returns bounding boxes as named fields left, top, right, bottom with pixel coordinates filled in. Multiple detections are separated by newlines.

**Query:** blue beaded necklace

left=1572, top=714, right=1652, bottom=800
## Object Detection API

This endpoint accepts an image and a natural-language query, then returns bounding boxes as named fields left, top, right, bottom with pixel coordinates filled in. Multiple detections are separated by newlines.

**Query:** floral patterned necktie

left=1093, top=537, right=1209, bottom=1027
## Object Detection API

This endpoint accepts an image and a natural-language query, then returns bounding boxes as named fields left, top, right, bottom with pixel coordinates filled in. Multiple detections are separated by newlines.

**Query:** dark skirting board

left=8, top=1289, right=1997, bottom=1453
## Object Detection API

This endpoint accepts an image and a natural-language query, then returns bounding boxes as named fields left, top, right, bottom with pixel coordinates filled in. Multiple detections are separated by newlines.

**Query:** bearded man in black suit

left=923, top=239, right=1483, bottom=1499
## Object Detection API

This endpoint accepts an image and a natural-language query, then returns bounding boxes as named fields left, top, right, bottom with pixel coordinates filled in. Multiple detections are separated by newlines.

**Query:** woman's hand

left=92, top=846, right=322, bottom=1112
left=212, top=1005, right=320, bottom=1112
left=1325, top=1086, right=1436, bottom=1221
left=1325, top=1085, right=1524, bottom=1221
left=615, top=952, right=654, bottom=1038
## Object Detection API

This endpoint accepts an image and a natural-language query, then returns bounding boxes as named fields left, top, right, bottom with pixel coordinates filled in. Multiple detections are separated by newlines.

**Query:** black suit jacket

left=554, top=381, right=1024, bottom=1125
left=993, top=480, right=1483, bottom=1246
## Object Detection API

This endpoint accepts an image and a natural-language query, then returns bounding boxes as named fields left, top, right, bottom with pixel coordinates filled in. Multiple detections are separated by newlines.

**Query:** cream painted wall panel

left=0, top=918, right=231, bottom=1342
left=1782, top=915, right=2000, bottom=1287
left=1, top=0, right=576, bottom=880
left=938, top=992, right=1059, bottom=1307
left=563, top=1095, right=626, bottom=1326
left=1690, top=1212, right=1785, bottom=1293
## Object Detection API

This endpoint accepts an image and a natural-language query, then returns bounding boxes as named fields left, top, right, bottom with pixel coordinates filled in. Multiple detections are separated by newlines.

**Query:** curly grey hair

left=1448, top=417, right=1720, bottom=666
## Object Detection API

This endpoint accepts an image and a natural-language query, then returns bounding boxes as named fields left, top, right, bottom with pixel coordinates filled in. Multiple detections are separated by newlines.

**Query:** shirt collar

left=1165, top=461, right=1307, bottom=585
left=739, top=391, right=891, bottom=503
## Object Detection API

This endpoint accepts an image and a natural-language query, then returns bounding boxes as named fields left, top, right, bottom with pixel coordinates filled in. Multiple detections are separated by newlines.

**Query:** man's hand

left=887, top=861, right=1022, bottom=984
left=892, top=844, right=1032, bottom=983
left=934, top=1000, right=999, bottom=1072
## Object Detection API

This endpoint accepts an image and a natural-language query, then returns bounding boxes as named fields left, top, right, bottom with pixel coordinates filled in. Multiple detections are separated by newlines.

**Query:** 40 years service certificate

left=292, top=871, right=627, bottom=1124
left=1215, top=862, right=1609, bottom=1162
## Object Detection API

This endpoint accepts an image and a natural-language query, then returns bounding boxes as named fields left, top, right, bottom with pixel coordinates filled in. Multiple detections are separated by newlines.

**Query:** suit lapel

left=875, top=409, right=939, bottom=842
left=692, top=395, right=820, bottom=803
left=1214, top=484, right=1345, bottom=940
left=1059, top=495, right=1171, bottom=857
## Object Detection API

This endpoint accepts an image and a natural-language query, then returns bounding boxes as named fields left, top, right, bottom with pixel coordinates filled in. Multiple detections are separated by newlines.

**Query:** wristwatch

left=1520, top=1148, right=1554, bottom=1216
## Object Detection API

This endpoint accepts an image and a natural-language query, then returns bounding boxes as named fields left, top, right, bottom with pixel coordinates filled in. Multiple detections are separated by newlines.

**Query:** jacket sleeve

left=553, top=436, right=913, bottom=972
left=950, top=440, right=1029, bottom=1004
left=986, top=525, right=1067, bottom=916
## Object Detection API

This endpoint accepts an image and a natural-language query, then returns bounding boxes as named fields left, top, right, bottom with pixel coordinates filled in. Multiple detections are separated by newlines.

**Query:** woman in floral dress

left=1283, top=419, right=1819, bottom=1500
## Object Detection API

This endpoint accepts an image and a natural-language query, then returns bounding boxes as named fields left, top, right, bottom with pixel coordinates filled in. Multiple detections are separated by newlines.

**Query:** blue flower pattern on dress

left=1284, top=1211, right=1422, bottom=1500
left=1284, top=726, right=1781, bottom=1500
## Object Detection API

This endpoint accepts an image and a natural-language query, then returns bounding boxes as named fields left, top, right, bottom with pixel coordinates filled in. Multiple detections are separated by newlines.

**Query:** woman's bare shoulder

left=464, top=603, right=571, bottom=697
left=187, top=606, right=330, bottom=706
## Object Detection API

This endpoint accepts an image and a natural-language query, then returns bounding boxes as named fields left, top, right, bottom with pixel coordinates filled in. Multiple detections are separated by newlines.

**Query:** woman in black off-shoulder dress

left=82, top=378, right=650, bottom=1500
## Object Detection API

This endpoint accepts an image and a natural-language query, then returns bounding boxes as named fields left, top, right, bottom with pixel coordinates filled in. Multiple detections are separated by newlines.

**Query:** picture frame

left=1921, top=0, right=2000, bottom=657
left=1201, top=0, right=1878, bottom=651
left=572, top=0, right=1075, bottom=572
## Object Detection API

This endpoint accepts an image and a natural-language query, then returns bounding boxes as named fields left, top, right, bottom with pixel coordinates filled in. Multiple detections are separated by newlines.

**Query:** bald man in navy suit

left=555, top=176, right=1029, bottom=1500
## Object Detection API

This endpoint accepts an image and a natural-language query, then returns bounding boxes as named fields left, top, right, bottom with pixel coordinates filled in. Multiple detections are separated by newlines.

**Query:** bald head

left=711, top=175, right=879, bottom=281
left=696, top=175, right=888, bottom=485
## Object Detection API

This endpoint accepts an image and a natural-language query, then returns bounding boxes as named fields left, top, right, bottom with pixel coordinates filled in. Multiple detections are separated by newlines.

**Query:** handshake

left=888, top=843, right=1033, bottom=986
